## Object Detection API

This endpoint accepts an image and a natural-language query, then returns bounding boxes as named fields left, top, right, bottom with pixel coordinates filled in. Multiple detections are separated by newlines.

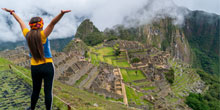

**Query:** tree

left=164, top=68, right=174, bottom=84
left=115, top=48, right=121, bottom=56
left=186, top=93, right=210, bottom=110
left=131, top=58, right=140, bottom=63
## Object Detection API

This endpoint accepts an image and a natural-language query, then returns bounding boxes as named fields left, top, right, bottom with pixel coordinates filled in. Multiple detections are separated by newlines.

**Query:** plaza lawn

left=103, top=56, right=114, bottom=64
left=96, top=47, right=115, bottom=56
left=89, top=47, right=130, bottom=67
left=121, top=69, right=146, bottom=83
left=112, top=59, right=130, bottom=67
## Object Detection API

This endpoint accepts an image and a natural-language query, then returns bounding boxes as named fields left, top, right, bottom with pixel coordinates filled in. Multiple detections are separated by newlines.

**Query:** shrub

left=131, top=58, right=141, bottom=63
left=164, top=68, right=174, bottom=84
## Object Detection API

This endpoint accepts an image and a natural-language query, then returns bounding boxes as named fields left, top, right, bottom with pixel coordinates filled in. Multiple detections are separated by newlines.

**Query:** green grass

left=121, top=69, right=146, bottom=83
left=114, top=61, right=130, bottom=67
left=54, top=81, right=132, bottom=110
left=0, top=58, right=12, bottom=71
left=96, top=47, right=115, bottom=56
left=142, top=86, right=156, bottom=91
left=90, top=54, right=99, bottom=65
left=125, top=86, right=149, bottom=106
left=132, top=81, right=150, bottom=86
left=103, top=56, right=113, bottom=64
left=89, top=47, right=130, bottom=67
left=74, top=74, right=88, bottom=87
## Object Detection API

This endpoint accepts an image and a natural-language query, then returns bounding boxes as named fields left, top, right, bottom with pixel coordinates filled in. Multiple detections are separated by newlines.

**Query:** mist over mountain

left=1, top=0, right=218, bottom=43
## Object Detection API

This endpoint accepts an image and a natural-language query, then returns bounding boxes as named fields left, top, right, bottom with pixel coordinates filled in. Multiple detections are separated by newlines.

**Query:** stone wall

left=89, top=62, right=124, bottom=99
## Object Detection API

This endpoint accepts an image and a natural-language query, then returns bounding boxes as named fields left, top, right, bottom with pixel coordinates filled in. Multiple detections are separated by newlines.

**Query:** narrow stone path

left=114, top=68, right=128, bottom=106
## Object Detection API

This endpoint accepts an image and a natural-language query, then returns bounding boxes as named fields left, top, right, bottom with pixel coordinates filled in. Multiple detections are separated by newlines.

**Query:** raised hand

left=61, top=10, right=71, bottom=14
left=1, top=8, right=13, bottom=13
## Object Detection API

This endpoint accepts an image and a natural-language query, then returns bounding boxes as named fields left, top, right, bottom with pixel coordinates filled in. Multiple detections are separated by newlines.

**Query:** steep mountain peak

left=74, top=19, right=106, bottom=46
left=75, top=19, right=100, bottom=39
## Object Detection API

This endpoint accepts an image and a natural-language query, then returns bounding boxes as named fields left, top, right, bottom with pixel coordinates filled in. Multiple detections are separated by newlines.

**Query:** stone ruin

left=104, top=40, right=145, bottom=51
left=89, top=62, right=123, bottom=100
left=58, top=60, right=94, bottom=85
left=129, top=47, right=171, bottom=69
left=0, top=46, right=30, bottom=68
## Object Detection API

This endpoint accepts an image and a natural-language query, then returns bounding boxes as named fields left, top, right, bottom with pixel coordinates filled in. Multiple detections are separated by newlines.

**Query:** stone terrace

left=104, top=40, right=145, bottom=51
left=89, top=62, right=124, bottom=100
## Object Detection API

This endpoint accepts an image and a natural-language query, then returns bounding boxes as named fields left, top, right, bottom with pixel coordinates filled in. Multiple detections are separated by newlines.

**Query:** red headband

left=29, top=18, right=44, bottom=30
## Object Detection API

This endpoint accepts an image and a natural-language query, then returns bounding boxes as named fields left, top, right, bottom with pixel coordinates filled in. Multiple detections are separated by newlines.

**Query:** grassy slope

left=0, top=57, right=132, bottom=110
left=125, top=86, right=151, bottom=106
left=0, top=58, right=67, bottom=110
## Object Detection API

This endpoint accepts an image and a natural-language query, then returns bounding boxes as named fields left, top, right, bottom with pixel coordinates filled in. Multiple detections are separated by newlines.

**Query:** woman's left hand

left=2, top=8, right=13, bottom=13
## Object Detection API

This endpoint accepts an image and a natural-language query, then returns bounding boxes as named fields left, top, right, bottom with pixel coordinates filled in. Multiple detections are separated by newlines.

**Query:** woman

left=2, top=8, right=71, bottom=110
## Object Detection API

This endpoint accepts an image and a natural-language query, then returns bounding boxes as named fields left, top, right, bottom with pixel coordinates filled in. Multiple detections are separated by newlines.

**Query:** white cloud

left=174, top=0, right=220, bottom=15
left=0, top=0, right=219, bottom=42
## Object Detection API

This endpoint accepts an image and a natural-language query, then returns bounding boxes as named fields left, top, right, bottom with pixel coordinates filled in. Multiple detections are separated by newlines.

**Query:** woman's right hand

left=61, top=10, right=71, bottom=14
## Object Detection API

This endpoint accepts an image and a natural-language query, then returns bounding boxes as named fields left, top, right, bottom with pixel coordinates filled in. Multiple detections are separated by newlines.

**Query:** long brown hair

left=26, top=17, right=45, bottom=62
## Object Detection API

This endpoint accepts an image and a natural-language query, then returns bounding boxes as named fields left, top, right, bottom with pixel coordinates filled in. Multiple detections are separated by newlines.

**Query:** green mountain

left=103, top=11, right=219, bottom=75
left=183, top=11, right=219, bottom=75
left=0, top=37, right=73, bottom=52
left=74, top=19, right=105, bottom=46
left=74, top=19, right=117, bottom=46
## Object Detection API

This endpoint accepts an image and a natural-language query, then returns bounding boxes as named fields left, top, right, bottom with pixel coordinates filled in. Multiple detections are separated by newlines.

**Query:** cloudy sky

left=0, top=0, right=219, bottom=42
left=174, top=0, right=220, bottom=15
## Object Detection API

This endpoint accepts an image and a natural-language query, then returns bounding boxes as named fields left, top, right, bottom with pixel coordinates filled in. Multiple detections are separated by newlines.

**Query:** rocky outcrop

left=184, top=11, right=220, bottom=55
left=142, top=19, right=192, bottom=63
